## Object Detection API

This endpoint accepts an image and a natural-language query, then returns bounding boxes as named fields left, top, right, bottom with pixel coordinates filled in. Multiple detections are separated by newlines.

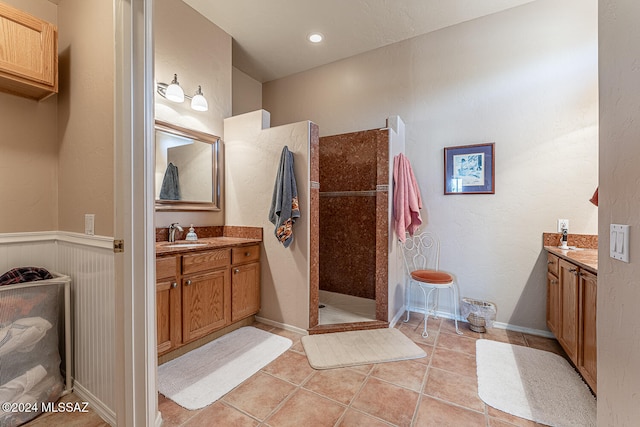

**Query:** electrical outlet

left=557, top=219, right=569, bottom=232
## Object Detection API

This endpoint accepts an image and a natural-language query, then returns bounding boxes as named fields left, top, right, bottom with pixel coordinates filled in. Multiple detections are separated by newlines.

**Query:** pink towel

left=393, top=153, right=423, bottom=242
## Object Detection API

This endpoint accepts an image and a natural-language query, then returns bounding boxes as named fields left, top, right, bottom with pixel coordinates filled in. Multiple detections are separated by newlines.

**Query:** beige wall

left=57, top=0, right=114, bottom=236
left=232, top=67, right=262, bottom=116
left=2, top=0, right=56, bottom=22
left=598, top=0, right=640, bottom=423
left=263, top=0, right=599, bottom=332
left=0, top=0, right=116, bottom=236
left=154, top=0, right=231, bottom=228
left=225, top=111, right=311, bottom=330
left=0, top=0, right=58, bottom=233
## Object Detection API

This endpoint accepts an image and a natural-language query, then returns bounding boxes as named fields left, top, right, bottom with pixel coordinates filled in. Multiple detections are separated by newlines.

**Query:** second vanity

left=543, top=233, right=597, bottom=394
left=155, top=228, right=262, bottom=357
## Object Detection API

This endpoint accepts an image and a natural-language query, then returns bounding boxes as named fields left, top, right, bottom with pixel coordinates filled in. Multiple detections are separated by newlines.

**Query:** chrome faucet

left=168, top=223, right=183, bottom=243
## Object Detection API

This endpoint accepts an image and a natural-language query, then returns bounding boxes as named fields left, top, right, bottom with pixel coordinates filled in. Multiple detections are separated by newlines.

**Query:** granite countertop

left=156, top=236, right=262, bottom=256
left=544, top=245, right=598, bottom=274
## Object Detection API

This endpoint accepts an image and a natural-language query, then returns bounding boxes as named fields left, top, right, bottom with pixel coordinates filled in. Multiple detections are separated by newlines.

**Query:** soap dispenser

left=559, top=228, right=569, bottom=249
left=185, top=224, right=198, bottom=241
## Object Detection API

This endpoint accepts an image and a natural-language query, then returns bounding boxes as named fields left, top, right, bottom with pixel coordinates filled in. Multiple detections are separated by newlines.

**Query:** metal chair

left=400, top=232, right=462, bottom=337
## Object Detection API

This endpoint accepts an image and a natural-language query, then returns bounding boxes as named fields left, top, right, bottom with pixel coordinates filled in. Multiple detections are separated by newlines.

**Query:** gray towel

left=268, top=146, right=300, bottom=248
left=160, top=162, right=181, bottom=200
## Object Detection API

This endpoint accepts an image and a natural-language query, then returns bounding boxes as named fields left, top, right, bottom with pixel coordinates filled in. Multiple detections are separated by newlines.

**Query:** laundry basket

left=460, top=298, right=496, bottom=333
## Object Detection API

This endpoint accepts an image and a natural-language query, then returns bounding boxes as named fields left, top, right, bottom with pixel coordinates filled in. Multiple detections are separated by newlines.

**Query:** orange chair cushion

left=410, top=269, right=453, bottom=284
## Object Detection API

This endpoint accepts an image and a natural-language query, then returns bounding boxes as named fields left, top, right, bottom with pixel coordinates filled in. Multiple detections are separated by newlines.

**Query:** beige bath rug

left=301, top=328, right=426, bottom=369
left=157, top=326, right=291, bottom=410
left=476, top=339, right=596, bottom=427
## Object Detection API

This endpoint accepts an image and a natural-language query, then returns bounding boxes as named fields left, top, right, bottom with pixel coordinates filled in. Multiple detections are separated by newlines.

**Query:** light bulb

left=308, top=33, right=323, bottom=43
left=190, top=85, right=208, bottom=111
left=165, top=74, right=184, bottom=103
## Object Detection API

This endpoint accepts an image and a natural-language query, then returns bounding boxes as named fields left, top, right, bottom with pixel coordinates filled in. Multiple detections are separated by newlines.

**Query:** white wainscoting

left=0, top=231, right=116, bottom=424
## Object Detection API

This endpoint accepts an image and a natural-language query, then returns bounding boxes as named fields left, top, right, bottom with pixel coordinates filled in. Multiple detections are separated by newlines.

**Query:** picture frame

left=444, top=143, right=495, bottom=195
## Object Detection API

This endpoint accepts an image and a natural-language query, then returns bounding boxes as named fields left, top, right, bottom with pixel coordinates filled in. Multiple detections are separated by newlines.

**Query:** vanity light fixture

left=157, top=74, right=209, bottom=111
left=163, top=74, right=184, bottom=102
left=190, top=85, right=209, bottom=111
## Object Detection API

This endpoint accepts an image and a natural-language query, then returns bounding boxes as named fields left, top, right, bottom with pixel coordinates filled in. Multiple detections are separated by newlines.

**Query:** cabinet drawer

left=232, top=245, right=260, bottom=265
left=547, top=253, right=559, bottom=276
left=183, top=249, right=231, bottom=275
left=156, top=256, right=177, bottom=280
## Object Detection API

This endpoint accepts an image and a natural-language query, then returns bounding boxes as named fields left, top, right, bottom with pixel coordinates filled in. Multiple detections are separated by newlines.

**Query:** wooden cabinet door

left=579, top=269, right=597, bottom=393
left=156, top=279, right=181, bottom=355
left=546, top=271, right=560, bottom=336
left=231, top=262, right=261, bottom=322
left=182, top=269, right=230, bottom=342
left=558, top=259, right=579, bottom=364
left=0, top=3, right=57, bottom=99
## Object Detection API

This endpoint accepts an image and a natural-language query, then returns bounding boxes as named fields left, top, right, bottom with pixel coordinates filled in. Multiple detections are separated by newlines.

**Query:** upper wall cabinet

left=0, top=2, right=58, bottom=100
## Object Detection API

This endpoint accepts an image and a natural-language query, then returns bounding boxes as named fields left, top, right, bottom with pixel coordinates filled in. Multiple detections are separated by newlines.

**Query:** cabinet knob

left=547, top=260, right=553, bottom=265
left=245, top=252, right=251, bottom=257
left=171, top=282, right=177, bottom=289
left=186, top=279, right=192, bottom=286
left=234, top=268, right=240, bottom=274
left=569, top=268, right=578, bottom=275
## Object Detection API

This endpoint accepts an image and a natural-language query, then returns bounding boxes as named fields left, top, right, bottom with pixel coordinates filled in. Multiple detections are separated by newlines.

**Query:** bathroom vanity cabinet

left=230, top=245, right=261, bottom=322
left=546, top=251, right=597, bottom=393
left=156, top=243, right=261, bottom=356
left=0, top=3, right=58, bottom=100
left=156, top=256, right=181, bottom=354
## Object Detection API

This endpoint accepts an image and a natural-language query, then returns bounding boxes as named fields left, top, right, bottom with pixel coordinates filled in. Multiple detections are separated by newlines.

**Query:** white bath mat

left=476, top=339, right=596, bottom=427
left=158, top=326, right=291, bottom=410
left=301, top=328, right=426, bottom=369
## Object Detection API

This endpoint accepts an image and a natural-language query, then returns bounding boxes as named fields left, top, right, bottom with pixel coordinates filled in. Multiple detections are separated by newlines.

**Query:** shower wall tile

left=309, top=122, right=320, bottom=327
left=309, top=186, right=320, bottom=328
left=310, top=123, right=320, bottom=183
left=319, top=196, right=377, bottom=299
left=376, top=129, right=390, bottom=186
left=317, top=127, right=391, bottom=323
left=320, top=131, right=378, bottom=191
left=375, top=191, right=389, bottom=321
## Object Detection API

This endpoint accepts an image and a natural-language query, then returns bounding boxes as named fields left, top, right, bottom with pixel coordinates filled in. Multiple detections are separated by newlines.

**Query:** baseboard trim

left=404, top=305, right=553, bottom=338
left=72, top=381, right=116, bottom=426
left=389, top=305, right=407, bottom=328
left=254, top=316, right=309, bottom=336
left=492, top=321, right=555, bottom=338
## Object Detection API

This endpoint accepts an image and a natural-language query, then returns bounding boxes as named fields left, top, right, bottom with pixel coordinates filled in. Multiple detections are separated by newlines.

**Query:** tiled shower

left=317, top=128, right=390, bottom=325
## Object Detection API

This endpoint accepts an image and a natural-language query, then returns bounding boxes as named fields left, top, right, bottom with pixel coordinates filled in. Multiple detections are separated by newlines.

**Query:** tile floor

left=318, top=290, right=377, bottom=325
left=25, top=315, right=568, bottom=427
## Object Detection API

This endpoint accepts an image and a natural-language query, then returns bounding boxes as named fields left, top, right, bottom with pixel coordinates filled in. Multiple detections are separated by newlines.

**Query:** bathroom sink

left=162, top=243, right=208, bottom=248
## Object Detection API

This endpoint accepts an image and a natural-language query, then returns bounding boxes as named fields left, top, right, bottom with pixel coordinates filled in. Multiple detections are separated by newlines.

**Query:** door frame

left=114, top=0, right=158, bottom=425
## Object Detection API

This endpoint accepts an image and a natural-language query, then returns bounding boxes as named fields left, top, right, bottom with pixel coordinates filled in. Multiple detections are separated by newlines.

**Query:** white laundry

left=0, top=365, right=47, bottom=403
left=0, top=317, right=52, bottom=357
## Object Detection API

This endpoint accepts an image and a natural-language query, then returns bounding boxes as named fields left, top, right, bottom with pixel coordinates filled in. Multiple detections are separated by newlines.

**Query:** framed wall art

left=444, top=143, right=495, bottom=195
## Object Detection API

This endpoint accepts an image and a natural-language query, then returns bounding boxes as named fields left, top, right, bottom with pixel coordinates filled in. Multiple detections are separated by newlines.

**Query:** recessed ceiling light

left=308, top=33, right=324, bottom=43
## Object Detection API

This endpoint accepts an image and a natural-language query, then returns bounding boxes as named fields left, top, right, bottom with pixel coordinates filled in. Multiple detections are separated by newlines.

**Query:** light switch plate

left=610, top=224, right=630, bottom=263
left=85, top=214, right=95, bottom=236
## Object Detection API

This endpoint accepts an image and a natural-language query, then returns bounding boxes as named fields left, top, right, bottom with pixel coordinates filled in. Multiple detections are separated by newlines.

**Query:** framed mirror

left=155, top=120, right=221, bottom=211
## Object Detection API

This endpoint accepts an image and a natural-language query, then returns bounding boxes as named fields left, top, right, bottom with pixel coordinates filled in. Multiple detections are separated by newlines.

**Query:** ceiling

left=183, top=0, right=536, bottom=83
